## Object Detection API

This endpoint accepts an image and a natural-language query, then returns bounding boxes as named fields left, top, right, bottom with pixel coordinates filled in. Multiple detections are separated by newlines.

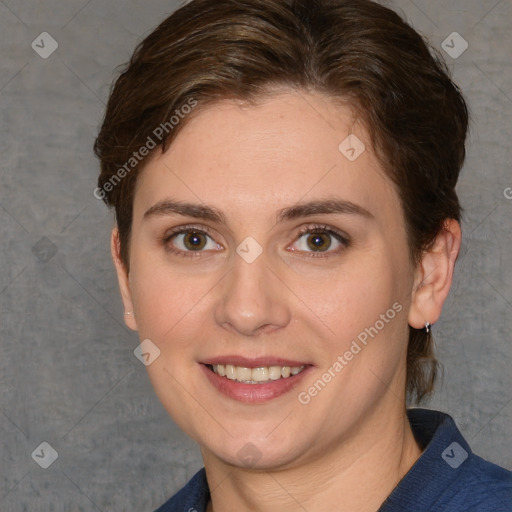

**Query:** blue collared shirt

left=155, top=408, right=512, bottom=511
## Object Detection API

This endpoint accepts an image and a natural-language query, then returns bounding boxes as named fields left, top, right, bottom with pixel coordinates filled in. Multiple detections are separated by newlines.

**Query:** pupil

left=308, top=233, right=331, bottom=251
left=185, top=232, right=206, bottom=250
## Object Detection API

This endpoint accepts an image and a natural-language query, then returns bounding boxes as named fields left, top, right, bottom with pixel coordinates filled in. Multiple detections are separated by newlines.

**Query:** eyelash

left=160, top=223, right=351, bottom=258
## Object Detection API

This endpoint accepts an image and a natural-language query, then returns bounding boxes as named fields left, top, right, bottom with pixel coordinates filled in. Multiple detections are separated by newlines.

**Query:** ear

left=111, top=227, right=138, bottom=331
left=408, top=219, right=462, bottom=329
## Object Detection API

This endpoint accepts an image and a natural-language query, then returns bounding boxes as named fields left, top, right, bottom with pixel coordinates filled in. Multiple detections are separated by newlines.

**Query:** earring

left=425, top=322, right=431, bottom=333
left=124, top=312, right=133, bottom=316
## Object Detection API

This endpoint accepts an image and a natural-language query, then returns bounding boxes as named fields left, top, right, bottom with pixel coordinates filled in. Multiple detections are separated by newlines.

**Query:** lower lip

left=200, top=364, right=311, bottom=403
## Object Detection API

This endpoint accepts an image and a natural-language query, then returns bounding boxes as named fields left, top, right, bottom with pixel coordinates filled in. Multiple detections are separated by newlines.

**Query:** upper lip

left=201, top=356, right=311, bottom=368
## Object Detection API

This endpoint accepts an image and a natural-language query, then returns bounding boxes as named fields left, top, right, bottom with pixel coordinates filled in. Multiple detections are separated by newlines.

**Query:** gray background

left=0, top=0, right=510, bottom=510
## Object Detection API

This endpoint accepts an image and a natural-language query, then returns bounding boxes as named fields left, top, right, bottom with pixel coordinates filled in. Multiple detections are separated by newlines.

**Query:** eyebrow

left=143, top=198, right=374, bottom=224
left=143, top=200, right=226, bottom=223
left=276, top=198, right=374, bottom=222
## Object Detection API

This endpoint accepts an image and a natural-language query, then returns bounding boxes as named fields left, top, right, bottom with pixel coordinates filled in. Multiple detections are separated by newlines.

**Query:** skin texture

left=112, top=91, right=461, bottom=512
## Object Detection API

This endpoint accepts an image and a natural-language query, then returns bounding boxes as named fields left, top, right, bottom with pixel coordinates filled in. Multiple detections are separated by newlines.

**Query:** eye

left=165, top=228, right=222, bottom=254
left=290, top=226, right=349, bottom=255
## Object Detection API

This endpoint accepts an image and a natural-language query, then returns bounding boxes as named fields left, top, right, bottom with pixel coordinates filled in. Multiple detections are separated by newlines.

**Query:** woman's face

left=118, top=91, right=418, bottom=469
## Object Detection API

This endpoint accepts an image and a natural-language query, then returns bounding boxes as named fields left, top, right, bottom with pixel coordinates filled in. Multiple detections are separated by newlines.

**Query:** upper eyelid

left=163, top=224, right=214, bottom=239
left=163, top=223, right=347, bottom=238
left=296, top=223, right=343, bottom=233
left=295, top=223, right=350, bottom=241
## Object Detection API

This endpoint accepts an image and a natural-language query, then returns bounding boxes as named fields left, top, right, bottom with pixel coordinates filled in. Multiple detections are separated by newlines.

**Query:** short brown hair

left=94, top=0, right=469, bottom=404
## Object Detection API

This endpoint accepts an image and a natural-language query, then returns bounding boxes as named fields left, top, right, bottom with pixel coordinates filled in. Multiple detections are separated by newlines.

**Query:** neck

left=203, top=405, right=422, bottom=512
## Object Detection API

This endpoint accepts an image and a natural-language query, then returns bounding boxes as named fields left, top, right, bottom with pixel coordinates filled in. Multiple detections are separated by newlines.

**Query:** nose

left=214, top=252, right=291, bottom=337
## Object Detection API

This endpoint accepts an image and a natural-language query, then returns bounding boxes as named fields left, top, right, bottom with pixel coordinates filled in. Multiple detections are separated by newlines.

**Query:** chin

left=204, top=440, right=304, bottom=471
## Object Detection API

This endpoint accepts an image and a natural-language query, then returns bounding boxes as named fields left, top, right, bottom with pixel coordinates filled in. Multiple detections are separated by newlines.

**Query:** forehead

left=133, top=91, right=400, bottom=226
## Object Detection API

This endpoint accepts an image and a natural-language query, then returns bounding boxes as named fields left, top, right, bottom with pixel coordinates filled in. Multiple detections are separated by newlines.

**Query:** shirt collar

left=378, top=408, right=472, bottom=512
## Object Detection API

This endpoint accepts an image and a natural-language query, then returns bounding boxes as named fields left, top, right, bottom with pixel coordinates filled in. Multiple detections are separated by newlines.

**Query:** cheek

left=296, top=252, right=411, bottom=390
left=296, top=255, right=398, bottom=333
left=128, top=253, right=213, bottom=343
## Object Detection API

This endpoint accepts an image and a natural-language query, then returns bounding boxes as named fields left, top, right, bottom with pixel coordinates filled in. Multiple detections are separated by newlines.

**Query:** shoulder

left=379, top=408, right=512, bottom=512
left=154, top=468, right=209, bottom=512
left=445, top=453, right=512, bottom=511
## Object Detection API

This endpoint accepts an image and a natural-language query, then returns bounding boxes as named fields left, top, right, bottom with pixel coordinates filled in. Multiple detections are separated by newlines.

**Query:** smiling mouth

left=207, top=364, right=307, bottom=384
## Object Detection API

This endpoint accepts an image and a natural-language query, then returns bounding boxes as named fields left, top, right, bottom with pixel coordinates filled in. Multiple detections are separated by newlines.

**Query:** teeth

left=235, top=366, right=252, bottom=381
left=268, top=366, right=282, bottom=380
left=225, top=364, right=236, bottom=380
left=211, top=364, right=305, bottom=384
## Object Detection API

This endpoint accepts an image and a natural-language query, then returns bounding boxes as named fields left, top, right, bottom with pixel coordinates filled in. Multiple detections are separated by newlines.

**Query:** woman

left=94, top=0, right=512, bottom=510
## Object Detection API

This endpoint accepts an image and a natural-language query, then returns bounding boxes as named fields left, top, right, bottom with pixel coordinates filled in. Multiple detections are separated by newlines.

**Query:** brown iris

left=183, top=231, right=207, bottom=250
left=306, top=232, right=331, bottom=251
